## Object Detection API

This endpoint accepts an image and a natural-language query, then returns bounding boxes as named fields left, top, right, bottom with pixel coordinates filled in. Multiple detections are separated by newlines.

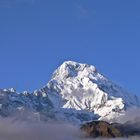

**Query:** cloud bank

left=0, top=116, right=140, bottom=140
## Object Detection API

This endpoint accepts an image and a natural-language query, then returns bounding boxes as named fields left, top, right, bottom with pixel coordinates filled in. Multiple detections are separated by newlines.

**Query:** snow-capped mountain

left=0, top=61, right=140, bottom=124
left=46, top=61, right=140, bottom=121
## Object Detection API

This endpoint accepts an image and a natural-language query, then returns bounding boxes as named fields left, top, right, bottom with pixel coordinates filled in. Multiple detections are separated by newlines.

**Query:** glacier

left=0, top=61, right=139, bottom=124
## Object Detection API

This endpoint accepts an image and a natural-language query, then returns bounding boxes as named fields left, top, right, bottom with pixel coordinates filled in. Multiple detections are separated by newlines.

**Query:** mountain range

left=0, top=61, right=139, bottom=124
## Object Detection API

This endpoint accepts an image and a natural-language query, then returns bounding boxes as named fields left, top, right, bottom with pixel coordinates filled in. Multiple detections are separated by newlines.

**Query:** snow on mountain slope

left=46, top=61, right=140, bottom=121
left=0, top=61, right=139, bottom=124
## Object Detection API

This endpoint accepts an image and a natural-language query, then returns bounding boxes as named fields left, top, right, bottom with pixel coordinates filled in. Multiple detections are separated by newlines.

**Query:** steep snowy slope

left=0, top=61, right=139, bottom=124
left=46, top=61, right=140, bottom=121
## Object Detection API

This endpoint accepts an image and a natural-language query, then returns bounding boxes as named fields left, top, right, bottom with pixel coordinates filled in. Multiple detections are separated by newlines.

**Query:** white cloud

left=0, top=117, right=140, bottom=140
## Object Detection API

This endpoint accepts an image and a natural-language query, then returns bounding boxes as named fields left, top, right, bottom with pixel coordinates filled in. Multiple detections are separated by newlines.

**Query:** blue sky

left=0, top=0, right=140, bottom=94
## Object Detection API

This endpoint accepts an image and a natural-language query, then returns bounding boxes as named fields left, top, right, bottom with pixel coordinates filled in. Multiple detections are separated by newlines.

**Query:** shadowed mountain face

left=81, top=120, right=140, bottom=138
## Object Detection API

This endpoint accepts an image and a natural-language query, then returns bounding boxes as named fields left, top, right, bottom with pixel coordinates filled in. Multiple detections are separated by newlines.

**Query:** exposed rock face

left=81, top=120, right=140, bottom=138
left=81, top=121, right=123, bottom=138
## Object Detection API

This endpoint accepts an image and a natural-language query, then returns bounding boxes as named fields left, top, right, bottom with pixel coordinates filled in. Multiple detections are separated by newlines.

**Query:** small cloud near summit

left=76, top=4, right=88, bottom=17
left=74, top=1, right=96, bottom=19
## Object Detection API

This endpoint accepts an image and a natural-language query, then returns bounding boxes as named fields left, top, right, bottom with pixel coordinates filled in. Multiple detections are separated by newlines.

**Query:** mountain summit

left=46, top=61, right=140, bottom=121
left=0, top=61, right=139, bottom=124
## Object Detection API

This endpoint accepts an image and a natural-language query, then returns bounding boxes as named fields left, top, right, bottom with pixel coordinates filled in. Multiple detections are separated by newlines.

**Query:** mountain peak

left=47, top=61, right=140, bottom=122
left=61, top=61, right=96, bottom=72
left=52, top=61, right=97, bottom=80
